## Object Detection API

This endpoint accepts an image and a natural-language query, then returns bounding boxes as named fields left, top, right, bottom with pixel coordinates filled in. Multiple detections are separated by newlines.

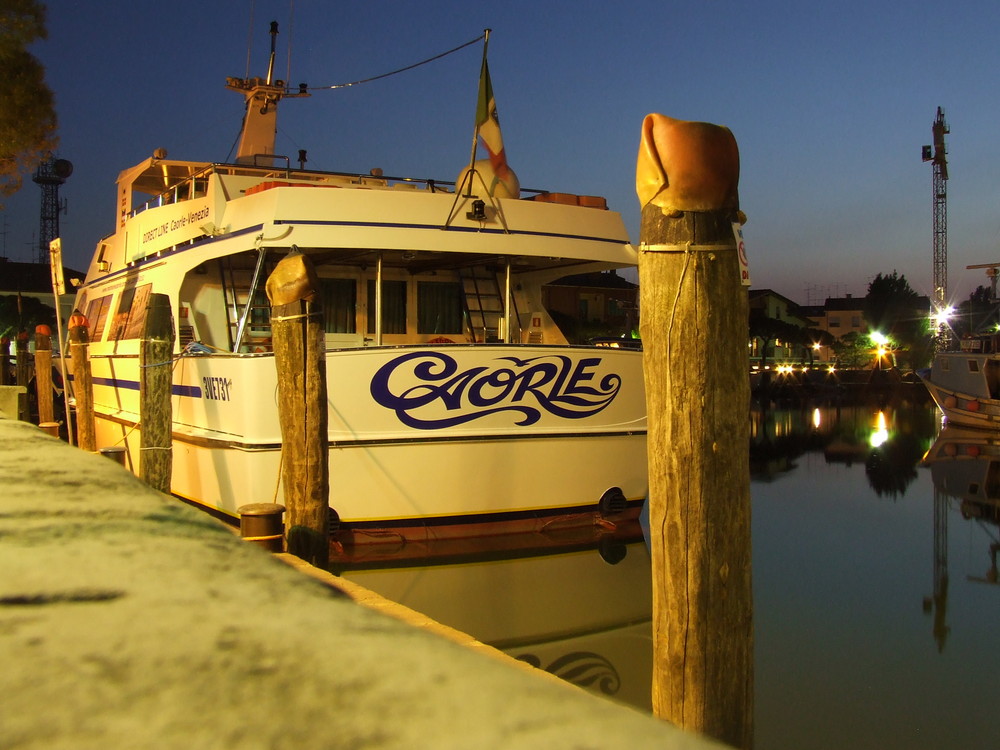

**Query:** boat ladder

left=459, top=265, right=521, bottom=343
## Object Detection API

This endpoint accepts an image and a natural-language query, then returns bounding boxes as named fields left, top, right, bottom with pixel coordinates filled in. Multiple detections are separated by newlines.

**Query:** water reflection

left=750, top=402, right=937, bottom=496
left=922, top=427, right=1000, bottom=653
left=336, top=536, right=654, bottom=710
left=334, top=402, right=999, bottom=748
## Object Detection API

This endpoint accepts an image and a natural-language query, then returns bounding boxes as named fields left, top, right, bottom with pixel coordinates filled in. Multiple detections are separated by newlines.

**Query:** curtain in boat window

left=110, top=283, right=153, bottom=340
left=84, top=295, right=113, bottom=342
left=319, top=278, right=357, bottom=333
left=417, top=281, right=463, bottom=334
left=367, top=280, right=406, bottom=334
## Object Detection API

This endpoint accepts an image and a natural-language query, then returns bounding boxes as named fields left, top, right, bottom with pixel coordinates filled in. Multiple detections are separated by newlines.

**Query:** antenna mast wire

left=309, top=33, right=486, bottom=91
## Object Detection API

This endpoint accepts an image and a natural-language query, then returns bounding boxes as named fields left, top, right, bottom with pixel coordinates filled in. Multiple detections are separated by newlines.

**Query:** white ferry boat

left=68, top=30, right=646, bottom=544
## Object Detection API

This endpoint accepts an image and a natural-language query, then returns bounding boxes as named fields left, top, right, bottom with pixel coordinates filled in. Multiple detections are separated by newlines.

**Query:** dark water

left=340, top=403, right=1000, bottom=749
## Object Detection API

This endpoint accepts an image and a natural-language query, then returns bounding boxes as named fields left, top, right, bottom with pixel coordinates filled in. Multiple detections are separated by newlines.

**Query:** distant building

left=748, top=289, right=814, bottom=368
left=810, top=294, right=867, bottom=363
left=759, top=291, right=930, bottom=369
left=543, top=271, right=638, bottom=342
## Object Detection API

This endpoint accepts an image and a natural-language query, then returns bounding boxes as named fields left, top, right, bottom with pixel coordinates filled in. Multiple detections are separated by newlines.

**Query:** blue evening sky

left=3, top=0, right=1000, bottom=306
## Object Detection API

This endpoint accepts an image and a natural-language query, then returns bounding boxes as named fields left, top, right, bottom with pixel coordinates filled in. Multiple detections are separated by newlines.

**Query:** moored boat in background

left=67, top=27, right=647, bottom=544
left=920, top=333, right=1000, bottom=427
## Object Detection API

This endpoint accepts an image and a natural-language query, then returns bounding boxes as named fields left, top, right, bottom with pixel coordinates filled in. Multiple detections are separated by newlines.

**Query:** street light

left=931, top=306, right=954, bottom=350
left=870, top=331, right=890, bottom=369
left=931, top=305, right=954, bottom=328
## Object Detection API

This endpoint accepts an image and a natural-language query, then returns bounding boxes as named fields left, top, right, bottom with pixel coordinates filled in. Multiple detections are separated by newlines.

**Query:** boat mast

left=226, top=21, right=309, bottom=166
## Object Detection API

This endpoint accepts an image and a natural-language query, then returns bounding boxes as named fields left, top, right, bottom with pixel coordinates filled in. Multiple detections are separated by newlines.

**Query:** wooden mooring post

left=140, top=294, right=174, bottom=494
left=0, top=336, right=10, bottom=386
left=34, top=325, right=55, bottom=426
left=69, top=311, right=96, bottom=452
left=15, top=331, right=29, bottom=419
left=266, top=249, right=329, bottom=567
left=636, top=114, right=753, bottom=748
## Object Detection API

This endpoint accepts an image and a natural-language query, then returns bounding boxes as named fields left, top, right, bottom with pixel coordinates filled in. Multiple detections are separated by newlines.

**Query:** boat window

left=84, top=294, right=113, bottom=342
left=987, top=361, right=1000, bottom=399
left=968, top=359, right=980, bottom=373
left=247, top=289, right=270, bottom=334
left=417, top=281, right=463, bottom=334
left=319, top=278, right=357, bottom=334
left=109, top=283, right=153, bottom=341
left=367, top=280, right=406, bottom=334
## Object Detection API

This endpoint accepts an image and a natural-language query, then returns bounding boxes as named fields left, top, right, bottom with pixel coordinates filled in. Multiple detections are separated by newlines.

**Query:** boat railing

left=126, top=160, right=567, bottom=221
left=960, top=334, right=1000, bottom=354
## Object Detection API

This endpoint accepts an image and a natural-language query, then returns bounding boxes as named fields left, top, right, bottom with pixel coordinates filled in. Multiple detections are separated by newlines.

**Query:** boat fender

left=598, top=486, right=627, bottom=516
left=598, top=537, right=628, bottom=565
left=967, top=400, right=981, bottom=412
left=943, top=443, right=958, bottom=457
left=944, top=395, right=957, bottom=409
left=967, top=445, right=981, bottom=457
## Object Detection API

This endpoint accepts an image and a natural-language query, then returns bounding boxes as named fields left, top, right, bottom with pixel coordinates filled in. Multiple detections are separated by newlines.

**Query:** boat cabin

left=78, top=157, right=633, bottom=355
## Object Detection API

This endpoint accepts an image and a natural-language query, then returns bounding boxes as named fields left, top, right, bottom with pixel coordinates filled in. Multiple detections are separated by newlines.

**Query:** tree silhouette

left=0, top=294, right=56, bottom=339
left=955, top=285, right=998, bottom=337
left=794, top=327, right=836, bottom=367
left=0, top=0, right=57, bottom=201
left=749, top=309, right=801, bottom=370
left=831, top=331, right=869, bottom=368
left=864, top=271, right=930, bottom=369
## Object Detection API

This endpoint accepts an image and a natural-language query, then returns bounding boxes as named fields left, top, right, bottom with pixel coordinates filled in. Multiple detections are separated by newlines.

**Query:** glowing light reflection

left=869, top=411, right=890, bottom=448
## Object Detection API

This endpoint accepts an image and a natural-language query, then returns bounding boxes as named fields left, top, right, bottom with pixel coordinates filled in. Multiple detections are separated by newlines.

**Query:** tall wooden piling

left=34, top=325, right=55, bottom=426
left=14, top=331, right=30, bottom=420
left=636, top=114, right=753, bottom=748
left=140, top=294, right=174, bottom=494
left=69, top=311, right=96, bottom=452
left=0, top=337, right=10, bottom=386
left=266, top=249, right=329, bottom=567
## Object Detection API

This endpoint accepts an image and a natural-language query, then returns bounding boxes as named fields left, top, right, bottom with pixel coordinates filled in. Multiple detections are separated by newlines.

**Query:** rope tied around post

left=269, top=311, right=322, bottom=323
left=639, top=242, right=735, bottom=254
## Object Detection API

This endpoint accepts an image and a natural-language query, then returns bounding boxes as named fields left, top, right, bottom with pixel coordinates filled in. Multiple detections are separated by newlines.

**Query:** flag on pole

left=474, top=58, right=518, bottom=197
left=476, top=59, right=505, bottom=169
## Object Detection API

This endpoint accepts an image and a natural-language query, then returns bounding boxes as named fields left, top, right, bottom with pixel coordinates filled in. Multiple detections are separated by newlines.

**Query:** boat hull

left=920, top=359, right=1000, bottom=428
left=83, top=343, right=647, bottom=537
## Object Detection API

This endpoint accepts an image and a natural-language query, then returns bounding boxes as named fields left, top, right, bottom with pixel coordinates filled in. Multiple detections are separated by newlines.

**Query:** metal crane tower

left=922, top=107, right=949, bottom=322
left=31, top=156, right=72, bottom=264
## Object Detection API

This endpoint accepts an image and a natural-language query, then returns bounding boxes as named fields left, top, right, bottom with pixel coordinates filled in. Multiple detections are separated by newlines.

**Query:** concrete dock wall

left=0, top=413, right=725, bottom=749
